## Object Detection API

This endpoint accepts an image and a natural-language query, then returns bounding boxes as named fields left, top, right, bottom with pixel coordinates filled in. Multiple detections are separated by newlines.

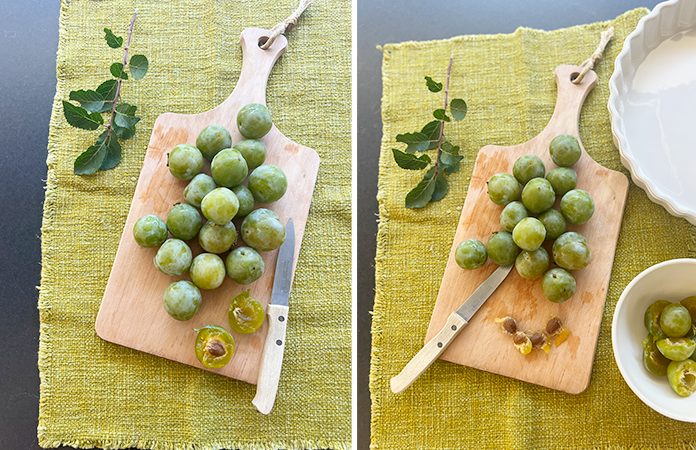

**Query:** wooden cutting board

left=95, top=28, right=320, bottom=384
left=424, top=65, right=628, bottom=394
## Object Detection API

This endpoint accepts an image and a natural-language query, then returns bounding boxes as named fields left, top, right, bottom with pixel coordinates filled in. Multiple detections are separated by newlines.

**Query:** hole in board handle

left=569, top=72, right=581, bottom=83
left=258, top=36, right=270, bottom=48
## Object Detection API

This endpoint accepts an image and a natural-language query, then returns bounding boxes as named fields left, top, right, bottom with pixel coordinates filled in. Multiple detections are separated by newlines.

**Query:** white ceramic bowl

left=612, top=258, right=696, bottom=422
left=608, top=0, right=696, bottom=225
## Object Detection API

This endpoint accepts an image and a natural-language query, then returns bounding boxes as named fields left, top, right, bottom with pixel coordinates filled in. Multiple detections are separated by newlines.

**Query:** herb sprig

left=392, top=58, right=467, bottom=208
left=63, top=11, right=149, bottom=175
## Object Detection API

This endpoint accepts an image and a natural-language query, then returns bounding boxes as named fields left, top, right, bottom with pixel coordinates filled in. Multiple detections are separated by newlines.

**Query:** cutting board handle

left=536, top=65, right=597, bottom=144
left=221, top=28, right=288, bottom=109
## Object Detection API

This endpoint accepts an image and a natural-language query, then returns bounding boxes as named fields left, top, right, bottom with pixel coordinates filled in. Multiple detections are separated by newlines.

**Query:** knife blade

left=390, top=263, right=514, bottom=394
left=252, top=218, right=295, bottom=414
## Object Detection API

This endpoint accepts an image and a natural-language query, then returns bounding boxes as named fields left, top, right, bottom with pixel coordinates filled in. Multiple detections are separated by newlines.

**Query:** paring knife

left=252, top=218, right=295, bottom=414
left=390, top=263, right=514, bottom=394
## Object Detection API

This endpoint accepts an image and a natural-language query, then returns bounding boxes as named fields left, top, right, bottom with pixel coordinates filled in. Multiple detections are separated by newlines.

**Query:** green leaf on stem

left=425, top=76, right=443, bottom=93
left=129, top=54, right=149, bottom=80
left=95, top=80, right=119, bottom=113
left=69, top=90, right=105, bottom=113
left=450, top=98, right=467, bottom=121
left=405, top=172, right=438, bottom=208
left=392, top=149, right=431, bottom=170
left=104, top=28, right=123, bottom=48
left=110, top=62, right=129, bottom=80
left=74, top=142, right=107, bottom=175
left=433, top=109, right=450, bottom=122
left=421, top=120, right=441, bottom=140
left=441, top=141, right=461, bottom=156
left=440, top=151, right=464, bottom=174
left=114, top=103, right=139, bottom=129
left=396, top=132, right=430, bottom=154
left=112, top=103, right=139, bottom=140
left=97, top=131, right=122, bottom=170
left=430, top=171, right=449, bottom=202
left=63, top=101, right=104, bottom=130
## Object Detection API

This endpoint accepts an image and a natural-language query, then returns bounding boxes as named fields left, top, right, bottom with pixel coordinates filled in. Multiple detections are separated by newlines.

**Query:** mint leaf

left=440, top=151, right=464, bottom=174
left=405, top=174, right=437, bottom=208
left=110, top=62, right=128, bottom=80
left=396, top=132, right=430, bottom=154
left=425, top=76, right=443, bottom=93
left=392, top=149, right=431, bottom=170
left=63, top=101, right=104, bottom=130
left=104, top=28, right=123, bottom=48
left=98, top=132, right=122, bottom=170
left=441, top=141, right=461, bottom=156
left=433, top=109, right=450, bottom=122
left=129, top=54, right=148, bottom=80
left=74, top=142, right=107, bottom=175
left=430, top=171, right=448, bottom=202
left=69, top=89, right=105, bottom=113
left=450, top=98, right=467, bottom=121
left=95, top=80, right=119, bottom=113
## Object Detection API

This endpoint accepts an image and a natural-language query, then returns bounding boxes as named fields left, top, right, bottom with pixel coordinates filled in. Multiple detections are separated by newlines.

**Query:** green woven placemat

left=38, top=1, right=350, bottom=449
left=371, top=9, right=696, bottom=450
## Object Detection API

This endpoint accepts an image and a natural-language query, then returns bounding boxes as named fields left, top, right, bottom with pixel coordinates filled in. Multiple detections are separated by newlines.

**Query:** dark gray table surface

left=356, top=1, right=660, bottom=449
left=1, top=1, right=663, bottom=449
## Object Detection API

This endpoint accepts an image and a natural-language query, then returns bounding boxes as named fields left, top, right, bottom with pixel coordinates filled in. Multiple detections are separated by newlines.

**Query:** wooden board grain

left=424, top=66, right=628, bottom=394
left=95, top=28, right=320, bottom=384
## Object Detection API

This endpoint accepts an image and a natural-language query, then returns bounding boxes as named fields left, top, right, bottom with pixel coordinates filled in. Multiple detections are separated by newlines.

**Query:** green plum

left=455, top=239, right=487, bottom=270
left=163, top=280, right=202, bottom=321
left=500, top=201, right=528, bottom=233
left=541, top=268, right=576, bottom=303
left=190, top=253, right=226, bottom=290
left=228, top=290, right=265, bottom=334
left=232, top=185, right=255, bottom=219
left=560, top=189, right=594, bottom=225
left=667, top=359, right=696, bottom=396
left=513, top=154, right=545, bottom=186
left=226, top=247, right=265, bottom=285
left=240, top=208, right=286, bottom=251
left=184, top=173, right=217, bottom=209
left=168, top=144, right=203, bottom=181
left=521, top=177, right=555, bottom=214
left=154, top=239, right=192, bottom=276
left=196, top=125, right=232, bottom=161
left=248, top=165, right=287, bottom=204
left=487, top=173, right=519, bottom=206
left=194, top=325, right=234, bottom=369
left=166, top=203, right=202, bottom=241
left=211, top=148, right=249, bottom=188
left=237, top=103, right=273, bottom=139
left=133, top=215, right=168, bottom=248
left=512, top=217, right=546, bottom=252
left=234, top=139, right=267, bottom=171
left=549, top=134, right=582, bottom=167
left=201, top=187, right=239, bottom=225
left=198, top=221, right=237, bottom=254
left=486, top=231, right=519, bottom=266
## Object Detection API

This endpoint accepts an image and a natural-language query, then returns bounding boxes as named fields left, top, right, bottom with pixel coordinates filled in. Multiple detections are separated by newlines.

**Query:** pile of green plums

left=132, top=104, right=283, bottom=367
left=455, top=134, right=593, bottom=304
left=642, top=297, right=696, bottom=397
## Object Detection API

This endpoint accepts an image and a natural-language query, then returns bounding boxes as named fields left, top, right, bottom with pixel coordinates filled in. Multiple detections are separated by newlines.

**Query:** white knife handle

left=253, top=304, right=289, bottom=414
left=390, top=313, right=467, bottom=394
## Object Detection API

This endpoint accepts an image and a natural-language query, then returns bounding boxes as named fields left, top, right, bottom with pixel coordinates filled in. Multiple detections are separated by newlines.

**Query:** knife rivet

left=276, top=340, right=283, bottom=346
left=437, top=342, right=443, bottom=348
left=451, top=325, right=457, bottom=331
left=279, top=316, right=285, bottom=322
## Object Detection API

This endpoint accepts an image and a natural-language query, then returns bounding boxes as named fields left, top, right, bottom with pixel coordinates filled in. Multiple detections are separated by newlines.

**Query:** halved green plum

left=194, top=325, right=234, bottom=369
